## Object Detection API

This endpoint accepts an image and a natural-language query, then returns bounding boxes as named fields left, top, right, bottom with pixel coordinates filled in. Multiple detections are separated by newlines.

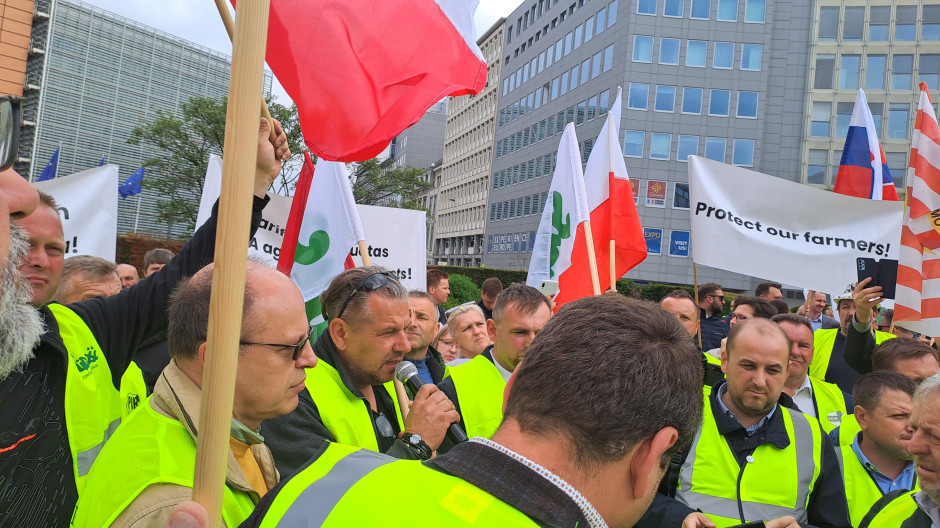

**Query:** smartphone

left=538, top=279, right=559, bottom=298
left=726, top=522, right=766, bottom=528
left=856, top=257, right=898, bottom=300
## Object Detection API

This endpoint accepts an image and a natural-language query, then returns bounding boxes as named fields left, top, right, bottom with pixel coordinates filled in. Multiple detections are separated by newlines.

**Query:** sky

left=79, top=0, right=520, bottom=105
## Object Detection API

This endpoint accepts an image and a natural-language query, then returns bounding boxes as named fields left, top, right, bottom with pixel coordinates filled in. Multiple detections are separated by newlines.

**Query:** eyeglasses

left=730, top=312, right=748, bottom=321
left=239, top=324, right=314, bottom=361
left=336, top=271, right=400, bottom=319
left=708, top=294, right=725, bottom=301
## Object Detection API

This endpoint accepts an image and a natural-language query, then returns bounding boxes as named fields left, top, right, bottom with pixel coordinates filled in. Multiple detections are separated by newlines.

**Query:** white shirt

left=791, top=375, right=816, bottom=418
left=492, top=349, right=513, bottom=382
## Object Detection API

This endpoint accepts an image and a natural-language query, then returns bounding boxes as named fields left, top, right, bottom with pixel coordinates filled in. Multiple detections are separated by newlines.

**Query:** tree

left=351, top=158, right=431, bottom=210
left=128, top=96, right=305, bottom=232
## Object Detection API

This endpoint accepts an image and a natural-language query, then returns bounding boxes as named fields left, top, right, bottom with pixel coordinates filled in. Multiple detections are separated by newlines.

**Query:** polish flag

left=894, top=83, right=940, bottom=336
left=242, top=0, right=487, bottom=162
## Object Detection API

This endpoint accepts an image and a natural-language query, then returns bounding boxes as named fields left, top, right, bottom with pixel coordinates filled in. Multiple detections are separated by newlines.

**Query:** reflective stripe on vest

left=810, top=329, right=895, bottom=381
left=256, top=445, right=540, bottom=527
left=49, top=303, right=123, bottom=494
left=446, top=355, right=506, bottom=439
left=809, top=376, right=849, bottom=434
left=71, top=402, right=256, bottom=527
left=305, top=360, right=405, bottom=452
left=676, top=401, right=822, bottom=527
left=862, top=491, right=921, bottom=528
left=119, top=361, right=147, bottom=419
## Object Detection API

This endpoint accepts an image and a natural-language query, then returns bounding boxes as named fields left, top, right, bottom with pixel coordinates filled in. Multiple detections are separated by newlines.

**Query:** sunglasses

left=239, top=324, right=314, bottom=361
left=336, top=271, right=400, bottom=319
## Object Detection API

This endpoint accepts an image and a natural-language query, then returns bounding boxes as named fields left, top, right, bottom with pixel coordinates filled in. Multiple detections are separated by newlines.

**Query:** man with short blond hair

left=53, top=255, right=121, bottom=305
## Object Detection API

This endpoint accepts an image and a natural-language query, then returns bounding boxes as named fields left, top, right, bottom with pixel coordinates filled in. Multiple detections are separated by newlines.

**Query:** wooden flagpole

left=607, top=105, right=617, bottom=291
left=693, top=262, right=703, bottom=350
left=583, top=220, right=602, bottom=295
left=213, top=0, right=277, bottom=142
left=609, top=240, right=616, bottom=290
left=192, top=0, right=270, bottom=526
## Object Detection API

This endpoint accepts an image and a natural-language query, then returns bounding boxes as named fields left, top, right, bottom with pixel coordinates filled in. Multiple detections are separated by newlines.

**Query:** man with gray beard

left=0, top=223, right=43, bottom=378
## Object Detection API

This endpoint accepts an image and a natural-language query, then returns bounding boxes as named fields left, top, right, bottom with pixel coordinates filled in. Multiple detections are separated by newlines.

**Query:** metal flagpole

left=134, top=194, right=141, bottom=233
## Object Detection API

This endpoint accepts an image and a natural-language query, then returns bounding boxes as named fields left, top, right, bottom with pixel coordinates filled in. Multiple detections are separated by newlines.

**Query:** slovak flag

left=833, top=89, right=899, bottom=201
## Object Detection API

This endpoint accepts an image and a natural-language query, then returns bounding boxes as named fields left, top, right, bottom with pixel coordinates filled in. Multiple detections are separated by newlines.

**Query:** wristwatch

left=400, top=432, right=432, bottom=460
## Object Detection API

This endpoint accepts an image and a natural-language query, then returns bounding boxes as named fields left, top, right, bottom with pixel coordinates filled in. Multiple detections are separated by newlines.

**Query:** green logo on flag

left=295, top=230, right=331, bottom=265
left=549, top=191, right=570, bottom=278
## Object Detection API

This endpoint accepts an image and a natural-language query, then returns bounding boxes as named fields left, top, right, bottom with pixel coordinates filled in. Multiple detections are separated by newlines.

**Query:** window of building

left=570, top=65, right=580, bottom=90
left=560, top=72, right=569, bottom=95
left=655, top=85, right=676, bottom=112
left=737, top=91, right=758, bottom=118
left=709, top=89, right=731, bottom=116
left=603, top=45, right=615, bottom=72
left=717, top=0, right=737, bottom=20
left=665, top=0, right=683, bottom=17
left=624, top=130, right=644, bottom=157
left=592, top=51, right=603, bottom=78
left=807, top=149, right=828, bottom=185
left=682, top=87, right=703, bottom=114
left=843, top=7, right=864, bottom=41
left=555, top=39, right=563, bottom=59
left=869, top=6, right=890, bottom=41
left=588, top=95, right=598, bottom=120
left=835, top=102, right=853, bottom=138
left=885, top=152, right=907, bottom=188
left=551, top=77, right=560, bottom=99
left=651, top=133, right=671, bottom=160
left=892, top=55, right=913, bottom=90
left=691, top=0, right=710, bottom=18
left=705, top=137, right=726, bottom=162
left=599, top=89, right=611, bottom=115
left=660, top=39, right=680, bottom=64
left=634, top=36, right=653, bottom=62
left=714, top=42, right=734, bottom=68
left=866, top=55, right=886, bottom=90
left=896, top=6, right=916, bottom=41
left=564, top=31, right=573, bottom=55
left=629, top=83, right=649, bottom=109
left=732, top=139, right=755, bottom=166
left=580, top=59, right=590, bottom=84
left=638, top=0, right=656, bottom=15
left=608, top=0, right=619, bottom=26
left=577, top=100, right=586, bottom=125
left=839, top=55, right=860, bottom=89
left=869, top=102, right=884, bottom=135
left=677, top=135, right=699, bottom=161
left=921, top=55, right=940, bottom=90
left=574, top=25, right=583, bottom=50
left=741, top=44, right=762, bottom=70
left=925, top=6, right=940, bottom=41
left=596, top=7, right=607, bottom=35
left=814, top=54, right=835, bottom=89
left=811, top=101, right=831, bottom=137
left=818, top=7, right=838, bottom=41
left=584, top=16, right=595, bottom=42
left=889, top=103, right=910, bottom=139
left=744, top=0, right=764, bottom=22
left=687, top=41, right=707, bottom=67
left=674, top=183, right=691, bottom=208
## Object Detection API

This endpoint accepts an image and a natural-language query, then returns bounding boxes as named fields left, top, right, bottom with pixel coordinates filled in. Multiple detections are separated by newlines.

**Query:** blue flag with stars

left=37, top=148, right=59, bottom=182
left=118, top=167, right=145, bottom=199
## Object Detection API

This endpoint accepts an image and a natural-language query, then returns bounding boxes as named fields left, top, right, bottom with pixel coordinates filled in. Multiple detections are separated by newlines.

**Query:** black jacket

left=699, top=308, right=729, bottom=351
left=638, top=380, right=851, bottom=528
left=262, top=331, right=422, bottom=479
left=0, top=196, right=268, bottom=528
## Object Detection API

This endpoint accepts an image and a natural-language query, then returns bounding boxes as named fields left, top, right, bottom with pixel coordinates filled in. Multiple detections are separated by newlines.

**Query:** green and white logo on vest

left=74, top=345, right=100, bottom=378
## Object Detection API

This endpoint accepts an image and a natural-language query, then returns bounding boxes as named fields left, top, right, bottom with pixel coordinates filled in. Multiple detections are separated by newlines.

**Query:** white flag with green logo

left=526, top=123, right=591, bottom=296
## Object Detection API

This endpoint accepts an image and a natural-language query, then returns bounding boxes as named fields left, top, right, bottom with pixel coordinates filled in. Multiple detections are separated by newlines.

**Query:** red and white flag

left=894, top=83, right=940, bottom=336
left=244, top=0, right=487, bottom=162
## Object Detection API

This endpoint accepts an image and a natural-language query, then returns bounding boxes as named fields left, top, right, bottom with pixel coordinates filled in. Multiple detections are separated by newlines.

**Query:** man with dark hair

left=72, top=261, right=316, bottom=527
left=835, top=372, right=917, bottom=526
left=53, top=255, right=121, bottom=305
left=661, top=290, right=724, bottom=386
left=755, top=281, right=783, bottom=301
left=642, top=318, right=851, bottom=528
left=263, top=266, right=459, bottom=475
left=116, top=263, right=139, bottom=289
left=240, top=295, right=706, bottom=527
left=872, top=338, right=940, bottom=384
left=859, top=374, right=940, bottom=528
left=427, top=268, right=450, bottom=325
left=771, top=299, right=791, bottom=315
left=142, top=248, right=174, bottom=277
left=773, top=313, right=852, bottom=434
left=403, top=290, right=446, bottom=385
left=697, top=282, right=729, bottom=351
left=729, top=295, right=778, bottom=326
left=476, top=276, right=503, bottom=320
left=3, top=119, right=287, bottom=527
left=439, top=283, right=552, bottom=439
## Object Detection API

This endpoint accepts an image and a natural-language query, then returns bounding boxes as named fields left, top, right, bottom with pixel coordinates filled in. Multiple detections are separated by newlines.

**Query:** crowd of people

left=3, top=121, right=940, bottom=527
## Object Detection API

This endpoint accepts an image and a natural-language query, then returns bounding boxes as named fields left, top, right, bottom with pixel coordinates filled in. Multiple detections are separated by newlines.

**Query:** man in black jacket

left=0, top=118, right=288, bottom=527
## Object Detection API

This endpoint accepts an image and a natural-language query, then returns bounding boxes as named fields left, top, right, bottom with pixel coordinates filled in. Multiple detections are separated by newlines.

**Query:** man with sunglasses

left=72, top=261, right=316, bottom=527
left=263, top=266, right=460, bottom=476
left=697, top=282, right=729, bottom=351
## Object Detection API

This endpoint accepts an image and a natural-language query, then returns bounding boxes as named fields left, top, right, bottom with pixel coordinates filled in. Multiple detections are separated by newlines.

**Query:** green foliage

left=351, top=158, right=431, bottom=210
left=640, top=283, right=695, bottom=303
left=615, top=279, right=638, bottom=297
left=128, top=95, right=304, bottom=233
left=431, top=266, right=528, bottom=290
left=443, top=273, right=480, bottom=310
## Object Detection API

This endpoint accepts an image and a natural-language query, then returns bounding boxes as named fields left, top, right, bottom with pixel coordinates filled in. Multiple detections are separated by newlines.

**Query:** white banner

left=35, top=165, right=119, bottom=261
left=689, top=156, right=903, bottom=295
left=195, top=155, right=291, bottom=268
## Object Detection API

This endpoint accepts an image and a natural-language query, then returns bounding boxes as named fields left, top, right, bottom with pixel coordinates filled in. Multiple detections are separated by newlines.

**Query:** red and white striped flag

left=894, top=83, right=940, bottom=336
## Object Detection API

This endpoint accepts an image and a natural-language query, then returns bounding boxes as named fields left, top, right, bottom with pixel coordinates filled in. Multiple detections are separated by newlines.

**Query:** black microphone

left=396, top=362, right=468, bottom=444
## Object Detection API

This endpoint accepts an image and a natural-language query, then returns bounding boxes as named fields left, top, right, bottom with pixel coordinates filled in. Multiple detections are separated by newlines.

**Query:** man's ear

left=487, top=318, right=498, bottom=342
left=855, top=405, right=868, bottom=431
left=330, top=318, right=350, bottom=351
left=197, top=342, right=208, bottom=366
left=629, top=427, right=679, bottom=499
left=720, top=348, right=729, bottom=374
